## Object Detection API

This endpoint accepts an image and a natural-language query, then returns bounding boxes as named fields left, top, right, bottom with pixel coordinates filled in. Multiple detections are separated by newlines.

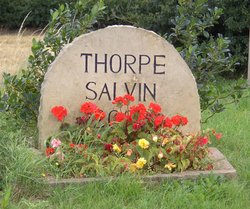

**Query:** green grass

left=0, top=88, right=250, bottom=209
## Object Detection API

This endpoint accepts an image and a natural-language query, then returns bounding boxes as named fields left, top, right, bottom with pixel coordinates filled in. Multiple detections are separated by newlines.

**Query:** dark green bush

left=211, top=0, right=250, bottom=75
left=0, top=0, right=71, bottom=28
left=100, top=0, right=176, bottom=35
left=168, top=0, right=247, bottom=121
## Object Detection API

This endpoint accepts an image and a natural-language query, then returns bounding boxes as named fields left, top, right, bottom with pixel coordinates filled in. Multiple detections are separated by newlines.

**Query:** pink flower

left=215, top=133, right=222, bottom=140
left=51, top=138, right=62, bottom=148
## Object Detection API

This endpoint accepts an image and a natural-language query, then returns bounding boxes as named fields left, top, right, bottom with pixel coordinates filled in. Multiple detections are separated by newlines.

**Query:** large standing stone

left=38, top=25, right=201, bottom=149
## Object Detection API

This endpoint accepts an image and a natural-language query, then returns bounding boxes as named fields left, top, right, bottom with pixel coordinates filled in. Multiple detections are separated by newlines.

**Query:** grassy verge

left=0, top=88, right=249, bottom=209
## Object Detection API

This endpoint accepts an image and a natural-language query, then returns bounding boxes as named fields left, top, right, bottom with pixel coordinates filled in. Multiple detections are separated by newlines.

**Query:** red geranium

left=115, top=112, right=127, bottom=122
left=181, top=116, right=188, bottom=125
left=112, top=96, right=127, bottom=106
left=149, top=102, right=162, bottom=114
left=198, top=136, right=209, bottom=147
left=171, top=115, right=188, bottom=126
left=164, top=117, right=173, bottom=128
left=80, top=102, right=97, bottom=114
left=45, top=147, right=55, bottom=156
left=154, top=115, right=165, bottom=127
left=94, top=109, right=106, bottom=120
left=130, top=103, right=147, bottom=121
left=124, top=94, right=135, bottom=103
left=132, top=121, right=145, bottom=130
left=112, top=94, right=135, bottom=106
left=51, top=106, right=68, bottom=121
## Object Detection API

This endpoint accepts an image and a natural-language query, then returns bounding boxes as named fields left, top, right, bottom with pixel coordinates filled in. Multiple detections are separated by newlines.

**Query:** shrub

left=0, top=0, right=71, bottom=28
left=168, top=0, right=247, bottom=121
left=211, top=0, right=250, bottom=75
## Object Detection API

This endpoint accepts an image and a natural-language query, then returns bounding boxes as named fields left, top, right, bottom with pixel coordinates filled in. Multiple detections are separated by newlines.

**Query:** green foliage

left=100, top=0, right=176, bottom=35
left=0, top=187, right=11, bottom=209
left=168, top=0, right=248, bottom=122
left=211, top=0, right=250, bottom=74
left=0, top=0, right=71, bottom=28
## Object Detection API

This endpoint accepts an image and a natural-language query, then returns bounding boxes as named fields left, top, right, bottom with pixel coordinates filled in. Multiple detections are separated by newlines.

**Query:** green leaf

left=203, top=31, right=209, bottom=38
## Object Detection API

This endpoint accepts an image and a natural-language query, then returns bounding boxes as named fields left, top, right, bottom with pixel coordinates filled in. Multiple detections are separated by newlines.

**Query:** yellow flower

left=152, top=135, right=158, bottom=142
left=41, top=173, right=46, bottom=177
left=161, top=138, right=169, bottom=146
left=130, top=163, right=137, bottom=172
left=136, top=157, right=147, bottom=169
left=138, top=139, right=150, bottom=149
left=164, top=162, right=176, bottom=171
left=113, top=144, right=121, bottom=153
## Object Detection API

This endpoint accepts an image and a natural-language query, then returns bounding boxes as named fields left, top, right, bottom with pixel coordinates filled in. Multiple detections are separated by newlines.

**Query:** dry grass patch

left=0, top=29, right=43, bottom=83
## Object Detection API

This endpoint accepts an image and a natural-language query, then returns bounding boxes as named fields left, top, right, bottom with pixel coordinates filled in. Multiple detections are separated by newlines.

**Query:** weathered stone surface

left=38, top=25, right=201, bottom=149
left=46, top=148, right=237, bottom=186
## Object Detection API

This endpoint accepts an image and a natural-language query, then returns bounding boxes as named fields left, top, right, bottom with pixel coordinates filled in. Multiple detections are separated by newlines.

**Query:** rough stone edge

left=37, top=25, right=201, bottom=150
left=45, top=147, right=237, bottom=187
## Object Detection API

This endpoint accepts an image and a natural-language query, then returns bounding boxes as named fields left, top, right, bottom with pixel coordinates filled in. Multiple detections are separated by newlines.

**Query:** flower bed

left=44, top=94, right=222, bottom=179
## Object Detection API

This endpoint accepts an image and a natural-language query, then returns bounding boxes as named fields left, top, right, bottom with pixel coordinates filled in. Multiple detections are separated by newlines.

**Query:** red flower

left=154, top=115, right=164, bottom=127
left=124, top=94, right=135, bottom=102
left=132, top=122, right=141, bottom=130
left=70, top=143, right=75, bottom=148
left=149, top=102, right=162, bottom=114
left=199, top=137, right=209, bottom=147
left=215, top=133, right=222, bottom=140
left=97, top=134, right=101, bottom=139
left=80, top=102, right=97, bottom=114
left=112, top=96, right=127, bottom=106
left=164, top=117, right=173, bottom=128
left=45, top=147, right=55, bottom=156
left=104, top=144, right=113, bottom=152
left=130, top=103, right=147, bottom=121
left=115, top=112, right=127, bottom=122
left=51, top=106, right=68, bottom=121
left=112, top=94, right=135, bottom=106
left=94, top=109, right=106, bottom=120
left=171, top=115, right=181, bottom=126
left=181, top=117, right=188, bottom=125
left=171, top=115, right=188, bottom=126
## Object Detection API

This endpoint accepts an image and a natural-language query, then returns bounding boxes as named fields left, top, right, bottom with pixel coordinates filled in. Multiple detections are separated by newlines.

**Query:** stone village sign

left=38, top=25, right=201, bottom=149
